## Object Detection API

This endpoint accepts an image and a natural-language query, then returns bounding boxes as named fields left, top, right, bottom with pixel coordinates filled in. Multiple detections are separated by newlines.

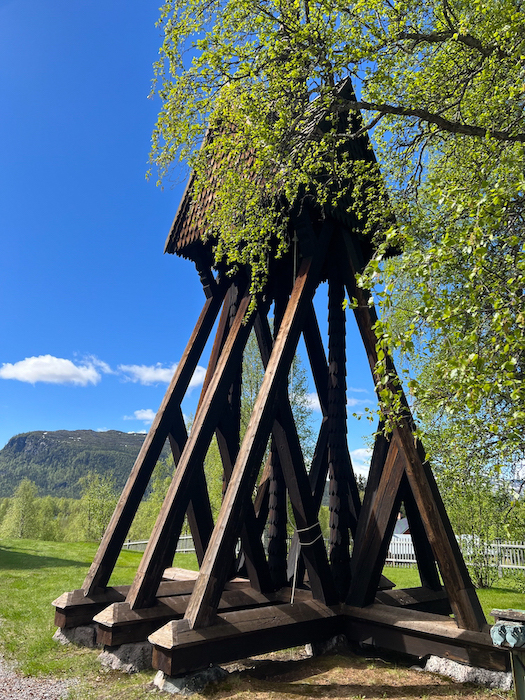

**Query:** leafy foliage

left=77, top=472, right=119, bottom=541
left=150, top=0, right=525, bottom=571
left=150, top=0, right=524, bottom=431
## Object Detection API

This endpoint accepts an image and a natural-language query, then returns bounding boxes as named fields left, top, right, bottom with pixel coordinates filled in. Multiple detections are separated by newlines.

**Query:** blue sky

left=0, top=0, right=377, bottom=474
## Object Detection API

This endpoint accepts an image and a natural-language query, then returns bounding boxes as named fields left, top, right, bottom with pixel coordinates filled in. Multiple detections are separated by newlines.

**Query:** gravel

left=0, top=654, right=74, bottom=699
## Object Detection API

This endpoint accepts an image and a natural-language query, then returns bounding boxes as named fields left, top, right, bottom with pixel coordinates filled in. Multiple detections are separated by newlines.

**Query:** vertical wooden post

left=266, top=287, right=289, bottom=590
left=327, top=273, right=352, bottom=598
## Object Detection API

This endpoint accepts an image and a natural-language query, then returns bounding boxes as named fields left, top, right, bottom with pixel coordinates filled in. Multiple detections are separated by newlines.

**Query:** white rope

left=290, top=522, right=323, bottom=605
left=290, top=541, right=300, bottom=605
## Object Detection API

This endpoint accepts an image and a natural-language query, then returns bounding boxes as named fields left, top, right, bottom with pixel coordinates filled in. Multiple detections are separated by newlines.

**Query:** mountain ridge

left=0, top=429, right=170, bottom=498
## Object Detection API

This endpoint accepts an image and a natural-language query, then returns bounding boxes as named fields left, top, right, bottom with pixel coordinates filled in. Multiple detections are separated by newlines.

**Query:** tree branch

left=396, top=30, right=501, bottom=58
left=343, top=100, right=525, bottom=143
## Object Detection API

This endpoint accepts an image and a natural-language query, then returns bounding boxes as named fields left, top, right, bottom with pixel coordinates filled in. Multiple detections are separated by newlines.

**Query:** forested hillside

left=0, top=430, right=170, bottom=498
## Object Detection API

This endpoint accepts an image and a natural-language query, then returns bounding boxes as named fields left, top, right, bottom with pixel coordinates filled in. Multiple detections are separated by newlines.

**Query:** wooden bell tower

left=54, top=83, right=508, bottom=677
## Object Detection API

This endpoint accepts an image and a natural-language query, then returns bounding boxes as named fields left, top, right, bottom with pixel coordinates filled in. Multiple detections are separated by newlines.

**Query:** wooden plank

left=125, top=287, right=260, bottom=610
left=95, top=587, right=308, bottom=646
left=82, top=286, right=225, bottom=595
left=184, top=228, right=333, bottom=629
left=151, top=600, right=343, bottom=676
left=375, top=586, right=452, bottom=615
left=342, top=606, right=508, bottom=672
left=347, top=440, right=405, bottom=607
left=162, top=568, right=199, bottom=581
left=253, top=304, right=337, bottom=605
left=344, top=606, right=510, bottom=671
left=394, top=428, right=487, bottom=631
left=401, top=474, right=442, bottom=592
left=54, top=580, right=197, bottom=628
left=168, top=410, right=214, bottom=567
left=153, top=599, right=339, bottom=647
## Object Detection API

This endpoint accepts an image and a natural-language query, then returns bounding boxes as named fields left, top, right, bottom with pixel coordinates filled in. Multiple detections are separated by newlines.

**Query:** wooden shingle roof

left=164, top=80, right=386, bottom=263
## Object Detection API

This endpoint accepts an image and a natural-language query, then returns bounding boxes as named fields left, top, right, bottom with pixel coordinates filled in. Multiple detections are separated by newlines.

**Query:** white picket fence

left=123, top=534, right=525, bottom=573
left=387, top=534, right=525, bottom=572
left=122, top=534, right=195, bottom=554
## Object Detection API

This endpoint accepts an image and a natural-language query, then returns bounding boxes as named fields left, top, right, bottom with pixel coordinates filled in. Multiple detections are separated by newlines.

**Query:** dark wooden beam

left=253, top=311, right=337, bottom=605
left=150, top=600, right=343, bottom=677
left=327, top=273, right=353, bottom=598
left=400, top=474, right=442, bottom=592
left=394, top=427, right=487, bottom=631
left=167, top=410, right=214, bottom=568
left=125, top=286, right=260, bottom=610
left=347, top=439, right=405, bottom=607
left=342, top=604, right=508, bottom=672
left=184, top=226, right=333, bottom=629
left=339, top=232, right=486, bottom=632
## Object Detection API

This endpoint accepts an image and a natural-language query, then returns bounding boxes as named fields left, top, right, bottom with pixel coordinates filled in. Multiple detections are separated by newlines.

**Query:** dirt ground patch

left=198, top=648, right=512, bottom=700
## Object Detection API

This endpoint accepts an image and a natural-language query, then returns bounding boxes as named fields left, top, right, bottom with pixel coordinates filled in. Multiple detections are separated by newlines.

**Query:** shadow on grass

left=217, top=655, right=509, bottom=699
left=0, top=545, right=89, bottom=570
left=224, top=680, right=504, bottom=698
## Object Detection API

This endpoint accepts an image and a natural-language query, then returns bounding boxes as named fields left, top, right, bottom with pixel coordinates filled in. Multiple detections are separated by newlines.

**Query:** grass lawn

left=0, top=540, right=520, bottom=699
left=383, top=565, right=525, bottom=623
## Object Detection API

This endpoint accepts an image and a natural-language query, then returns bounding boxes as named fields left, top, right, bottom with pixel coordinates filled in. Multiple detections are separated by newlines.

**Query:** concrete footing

left=423, top=655, right=512, bottom=690
left=53, top=625, right=98, bottom=648
left=153, top=666, right=229, bottom=695
left=98, top=642, right=153, bottom=673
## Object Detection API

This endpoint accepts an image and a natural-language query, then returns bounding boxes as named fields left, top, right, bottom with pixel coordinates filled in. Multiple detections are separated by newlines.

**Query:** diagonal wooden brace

left=125, top=286, right=261, bottom=610
left=82, top=285, right=226, bottom=596
left=183, top=225, right=334, bottom=629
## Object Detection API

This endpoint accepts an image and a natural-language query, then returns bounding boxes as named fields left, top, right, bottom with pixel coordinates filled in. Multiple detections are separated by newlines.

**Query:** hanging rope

left=290, top=522, right=323, bottom=605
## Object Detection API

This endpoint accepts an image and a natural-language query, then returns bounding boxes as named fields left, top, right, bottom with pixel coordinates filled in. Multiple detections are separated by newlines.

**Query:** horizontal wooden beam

left=94, top=588, right=311, bottom=647
left=342, top=604, right=508, bottom=672
left=150, top=600, right=342, bottom=676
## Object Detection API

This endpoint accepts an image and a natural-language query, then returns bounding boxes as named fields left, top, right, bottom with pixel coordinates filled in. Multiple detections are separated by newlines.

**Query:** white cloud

left=347, top=397, right=370, bottom=407
left=306, top=392, right=322, bottom=412
left=189, top=365, right=206, bottom=389
left=350, top=447, right=372, bottom=476
left=0, top=355, right=102, bottom=386
left=88, top=357, right=113, bottom=375
left=124, top=408, right=156, bottom=424
left=118, top=362, right=206, bottom=388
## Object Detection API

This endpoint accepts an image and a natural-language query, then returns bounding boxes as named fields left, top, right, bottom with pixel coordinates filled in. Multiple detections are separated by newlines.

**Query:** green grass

left=383, top=565, right=525, bottom=622
left=0, top=540, right=522, bottom=699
